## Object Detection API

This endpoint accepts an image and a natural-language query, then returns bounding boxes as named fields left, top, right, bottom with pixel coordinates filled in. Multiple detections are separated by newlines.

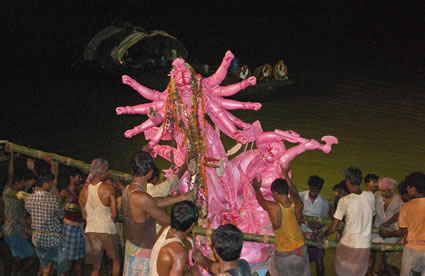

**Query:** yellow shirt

left=399, top=197, right=425, bottom=251
left=274, top=202, right=305, bottom=251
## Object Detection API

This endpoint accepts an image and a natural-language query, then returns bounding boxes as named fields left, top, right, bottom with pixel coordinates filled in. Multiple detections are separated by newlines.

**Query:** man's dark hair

left=130, top=151, right=158, bottom=177
left=149, top=166, right=159, bottom=183
left=170, top=201, right=199, bottom=232
left=271, top=178, right=289, bottom=195
left=364, top=174, right=379, bottom=184
left=398, top=181, right=408, bottom=195
left=344, top=167, right=362, bottom=186
left=37, top=173, right=54, bottom=187
left=212, top=224, right=243, bottom=262
left=337, top=180, right=349, bottom=193
left=404, top=172, right=425, bottom=194
left=308, top=175, right=324, bottom=189
left=13, top=173, right=25, bottom=185
left=69, top=168, right=82, bottom=178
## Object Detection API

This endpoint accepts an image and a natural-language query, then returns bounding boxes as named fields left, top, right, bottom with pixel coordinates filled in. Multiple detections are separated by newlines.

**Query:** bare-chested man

left=79, top=159, right=121, bottom=276
left=149, top=201, right=199, bottom=276
left=122, top=150, right=194, bottom=276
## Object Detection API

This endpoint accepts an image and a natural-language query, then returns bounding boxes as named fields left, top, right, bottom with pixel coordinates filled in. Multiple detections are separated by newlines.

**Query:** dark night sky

left=2, top=0, right=424, bottom=78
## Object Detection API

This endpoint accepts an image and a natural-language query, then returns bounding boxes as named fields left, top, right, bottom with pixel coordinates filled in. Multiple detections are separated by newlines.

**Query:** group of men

left=2, top=141, right=425, bottom=276
left=252, top=166, right=425, bottom=276
left=2, top=145, right=86, bottom=276
left=1, top=145, right=254, bottom=276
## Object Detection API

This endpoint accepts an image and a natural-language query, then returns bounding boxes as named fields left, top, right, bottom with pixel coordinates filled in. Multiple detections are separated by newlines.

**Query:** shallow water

left=1, top=56, right=424, bottom=274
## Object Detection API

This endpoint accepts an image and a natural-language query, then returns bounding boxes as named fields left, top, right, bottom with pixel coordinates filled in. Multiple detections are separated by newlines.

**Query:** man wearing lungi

left=60, top=168, right=85, bottom=276
left=252, top=165, right=311, bottom=276
left=299, top=175, right=329, bottom=276
left=122, top=150, right=193, bottom=276
left=320, top=167, right=375, bottom=276
left=399, top=172, right=425, bottom=276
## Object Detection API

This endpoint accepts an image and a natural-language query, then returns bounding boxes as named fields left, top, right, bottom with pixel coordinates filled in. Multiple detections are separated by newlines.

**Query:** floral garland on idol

left=160, top=63, right=214, bottom=232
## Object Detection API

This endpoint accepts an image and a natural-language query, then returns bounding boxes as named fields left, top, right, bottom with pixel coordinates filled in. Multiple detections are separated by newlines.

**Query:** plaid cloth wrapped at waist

left=275, top=244, right=308, bottom=258
left=63, top=218, right=84, bottom=227
left=34, top=229, right=61, bottom=235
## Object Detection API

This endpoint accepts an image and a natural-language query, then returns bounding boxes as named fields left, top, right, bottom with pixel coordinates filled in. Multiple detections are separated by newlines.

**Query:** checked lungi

left=269, top=245, right=311, bottom=276
left=303, top=231, right=325, bottom=263
left=123, top=240, right=151, bottom=276
left=62, top=219, right=85, bottom=260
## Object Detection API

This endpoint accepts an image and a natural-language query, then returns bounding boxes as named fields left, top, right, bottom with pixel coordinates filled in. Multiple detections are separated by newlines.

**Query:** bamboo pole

left=302, top=215, right=391, bottom=234
left=192, top=226, right=405, bottom=252
left=2, top=141, right=403, bottom=251
left=2, top=141, right=134, bottom=183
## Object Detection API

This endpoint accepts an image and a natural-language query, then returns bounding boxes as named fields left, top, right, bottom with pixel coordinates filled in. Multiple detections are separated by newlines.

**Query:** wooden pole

left=2, top=141, right=133, bottom=183
left=302, top=215, right=390, bottom=234
left=192, top=226, right=404, bottom=252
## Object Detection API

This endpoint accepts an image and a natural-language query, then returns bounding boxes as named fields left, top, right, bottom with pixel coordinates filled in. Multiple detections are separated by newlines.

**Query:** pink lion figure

left=219, top=128, right=338, bottom=264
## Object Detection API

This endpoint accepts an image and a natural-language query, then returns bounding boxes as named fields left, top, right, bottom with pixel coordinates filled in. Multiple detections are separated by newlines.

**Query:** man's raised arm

left=281, top=165, right=304, bottom=224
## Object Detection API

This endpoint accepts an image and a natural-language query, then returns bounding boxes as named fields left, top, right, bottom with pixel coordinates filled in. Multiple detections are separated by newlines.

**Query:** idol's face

left=174, top=69, right=192, bottom=89
left=264, top=142, right=283, bottom=163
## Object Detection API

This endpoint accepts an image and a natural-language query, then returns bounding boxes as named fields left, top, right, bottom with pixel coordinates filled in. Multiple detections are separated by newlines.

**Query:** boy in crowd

left=193, top=224, right=252, bottom=275
left=252, top=165, right=310, bottom=276
left=299, top=175, right=329, bottom=276
left=60, top=168, right=85, bottom=276
left=364, top=173, right=379, bottom=193
left=320, top=167, right=375, bottom=276
left=329, top=181, right=349, bottom=217
left=399, top=172, right=425, bottom=276
left=149, top=201, right=199, bottom=276
left=25, top=174, right=68, bottom=276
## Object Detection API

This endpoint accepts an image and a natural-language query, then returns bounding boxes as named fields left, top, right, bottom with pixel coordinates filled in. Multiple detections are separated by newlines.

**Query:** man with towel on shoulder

left=79, top=159, right=121, bottom=276
left=368, top=177, right=403, bottom=276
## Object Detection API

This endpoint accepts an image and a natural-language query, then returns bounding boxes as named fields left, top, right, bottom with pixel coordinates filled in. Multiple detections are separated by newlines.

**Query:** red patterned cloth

left=84, top=158, right=110, bottom=186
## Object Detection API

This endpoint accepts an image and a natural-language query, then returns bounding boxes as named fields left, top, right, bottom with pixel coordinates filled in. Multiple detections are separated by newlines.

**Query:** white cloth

left=334, top=191, right=375, bottom=248
left=85, top=182, right=117, bottom=234
left=147, top=175, right=180, bottom=233
left=148, top=226, right=183, bottom=276
left=299, top=191, right=329, bottom=232
left=372, top=193, right=403, bottom=244
left=146, top=175, right=179, bottom=197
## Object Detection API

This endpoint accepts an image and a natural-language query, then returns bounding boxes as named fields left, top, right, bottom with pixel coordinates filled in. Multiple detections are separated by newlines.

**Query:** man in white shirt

left=320, top=167, right=375, bottom=276
left=299, top=175, right=329, bottom=276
